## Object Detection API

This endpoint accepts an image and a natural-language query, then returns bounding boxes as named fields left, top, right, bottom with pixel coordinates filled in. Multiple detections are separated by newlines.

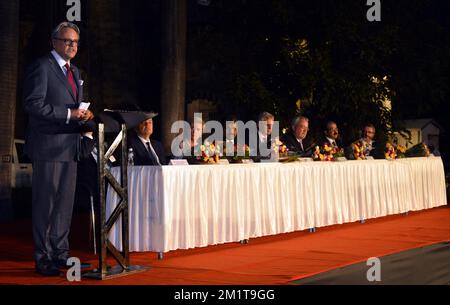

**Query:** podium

left=84, top=110, right=151, bottom=280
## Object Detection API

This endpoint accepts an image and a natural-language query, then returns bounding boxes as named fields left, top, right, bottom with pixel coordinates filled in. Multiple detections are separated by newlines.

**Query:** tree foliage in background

left=188, top=0, right=450, bottom=146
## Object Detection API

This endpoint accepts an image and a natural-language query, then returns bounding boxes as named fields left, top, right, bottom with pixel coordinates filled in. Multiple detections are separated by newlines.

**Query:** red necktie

left=65, top=63, right=77, bottom=100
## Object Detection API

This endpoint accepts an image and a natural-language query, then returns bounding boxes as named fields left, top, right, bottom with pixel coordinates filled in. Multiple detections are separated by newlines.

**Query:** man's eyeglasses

left=54, top=38, right=80, bottom=47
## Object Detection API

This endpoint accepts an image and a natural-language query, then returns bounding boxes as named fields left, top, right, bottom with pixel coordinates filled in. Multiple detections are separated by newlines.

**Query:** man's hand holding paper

left=76, top=101, right=94, bottom=121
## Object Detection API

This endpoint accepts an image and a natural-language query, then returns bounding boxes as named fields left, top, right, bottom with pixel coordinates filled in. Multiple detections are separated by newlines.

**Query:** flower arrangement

left=384, top=142, right=408, bottom=160
left=313, top=145, right=326, bottom=161
left=224, top=143, right=251, bottom=163
left=196, top=143, right=221, bottom=164
left=313, top=143, right=344, bottom=161
left=351, top=141, right=366, bottom=160
left=271, top=138, right=288, bottom=159
left=396, top=144, right=407, bottom=158
left=405, top=143, right=430, bottom=158
left=384, top=143, right=397, bottom=160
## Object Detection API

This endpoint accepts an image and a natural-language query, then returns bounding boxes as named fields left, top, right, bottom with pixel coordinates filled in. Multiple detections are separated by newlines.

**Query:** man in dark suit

left=281, top=116, right=315, bottom=157
left=128, top=113, right=167, bottom=166
left=23, top=22, right=94, bottom=276
left=249, top=111, right=275, bottom=161
left=320, top=121, right=344, bottom=149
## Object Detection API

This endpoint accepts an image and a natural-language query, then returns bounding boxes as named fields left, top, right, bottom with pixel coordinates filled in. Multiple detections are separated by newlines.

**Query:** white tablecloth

left=107, top=157, right=447, bottom=253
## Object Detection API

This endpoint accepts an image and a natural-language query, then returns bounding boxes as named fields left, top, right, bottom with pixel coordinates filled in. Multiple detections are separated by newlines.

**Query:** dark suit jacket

left=368, top=141, right=378, bottom=157
left=246, top=133, right=273, bottom=161
left=281, top=132, right=315, bottom=157
left=128, top=134, right=167, bottom=166
left=23, top=53, right=85, bottom=162
left=78, top=136, right=95, bottom=160
left=75, top=137, right=97, bottom=212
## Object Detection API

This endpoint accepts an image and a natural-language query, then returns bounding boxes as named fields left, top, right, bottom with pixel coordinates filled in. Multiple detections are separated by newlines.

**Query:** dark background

left=14, top=0, right=450, bottom=162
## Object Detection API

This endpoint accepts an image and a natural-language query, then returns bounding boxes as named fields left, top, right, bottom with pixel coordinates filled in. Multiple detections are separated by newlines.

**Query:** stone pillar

left=0, top=1, right=19, bottom=221
left=88, top=0, right=123, bottom=110
left=160, top=0, right=187, bottom=153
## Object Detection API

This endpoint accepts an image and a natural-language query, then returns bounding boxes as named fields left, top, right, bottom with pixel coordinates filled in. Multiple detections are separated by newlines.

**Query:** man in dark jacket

left=281, top=116, right=315, bottom=157
left=23, top=22, right=94, bottom=276
left=128, top=112, right=167, bottom=166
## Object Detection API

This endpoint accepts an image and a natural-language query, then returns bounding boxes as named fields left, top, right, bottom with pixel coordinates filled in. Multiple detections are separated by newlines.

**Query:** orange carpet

left=0, top=205, right=449, bottom=285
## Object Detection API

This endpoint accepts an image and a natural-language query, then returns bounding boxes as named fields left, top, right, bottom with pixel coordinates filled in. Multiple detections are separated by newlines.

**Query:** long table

left=107, top=157, right=447, bottom=253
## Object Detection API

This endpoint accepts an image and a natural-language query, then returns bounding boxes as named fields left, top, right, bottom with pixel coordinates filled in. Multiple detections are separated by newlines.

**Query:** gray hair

left=258, top=111, right=274, bottom=122
left=291, top=116, right=309, bottom=128
left=190, top=116, right=205, bottom=127
left=51, top=22, right=80, bottom=39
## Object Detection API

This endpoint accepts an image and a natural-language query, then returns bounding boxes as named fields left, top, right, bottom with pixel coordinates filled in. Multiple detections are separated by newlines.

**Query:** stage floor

left=0, top=205, right=449, bottom=285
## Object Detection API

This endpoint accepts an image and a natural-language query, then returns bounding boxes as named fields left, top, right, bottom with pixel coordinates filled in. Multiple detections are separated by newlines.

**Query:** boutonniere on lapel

left=78, top=79, right=84, bottom=86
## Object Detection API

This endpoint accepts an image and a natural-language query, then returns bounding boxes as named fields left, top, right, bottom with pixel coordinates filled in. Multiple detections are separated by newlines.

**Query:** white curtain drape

left=107, top=157, right=447, bottom=253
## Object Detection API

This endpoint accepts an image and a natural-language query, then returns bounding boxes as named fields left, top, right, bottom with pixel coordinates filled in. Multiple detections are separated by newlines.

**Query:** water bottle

left=128, top=148, right=134, bottom=166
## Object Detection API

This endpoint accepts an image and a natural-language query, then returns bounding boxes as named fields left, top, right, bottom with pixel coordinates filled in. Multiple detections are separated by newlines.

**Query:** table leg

left=158, top=252, right=164, bottom=260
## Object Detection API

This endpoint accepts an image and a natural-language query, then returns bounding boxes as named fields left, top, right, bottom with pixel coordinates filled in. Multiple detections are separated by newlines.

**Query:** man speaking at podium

left=23, top=22, right=94, bottom=276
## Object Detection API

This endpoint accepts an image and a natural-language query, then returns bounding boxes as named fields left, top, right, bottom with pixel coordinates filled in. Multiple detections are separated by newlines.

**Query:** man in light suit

left=23, top=22, right=94, bottom=276
left=128, top=113, right=167, bottom=166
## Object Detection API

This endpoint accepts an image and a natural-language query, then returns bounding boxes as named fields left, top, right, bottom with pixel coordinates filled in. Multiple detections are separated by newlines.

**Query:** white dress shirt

left=258, top=131, right=268, bottom=143
left=326, top=137, right=337, bottom=147
left=296, top=138, right=304, bottom=151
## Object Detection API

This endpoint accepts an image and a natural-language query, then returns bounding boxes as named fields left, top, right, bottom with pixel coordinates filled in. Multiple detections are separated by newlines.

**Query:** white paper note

left=78, top=102, right=90, bottom=110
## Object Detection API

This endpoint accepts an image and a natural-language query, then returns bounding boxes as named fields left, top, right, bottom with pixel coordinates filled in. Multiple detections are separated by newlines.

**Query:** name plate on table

left=218, top=159, right=230, bottom=165
left=169, top=159, right=189, bottom=166
left=336, top=157, right=347, bottom=162
left=298, top=157, right=313, bottom=162
left=366, top=156, right=375, bottom=160
left=241, top=159, right=254, bottom=164
left=260, top=159, right=277, bottom=163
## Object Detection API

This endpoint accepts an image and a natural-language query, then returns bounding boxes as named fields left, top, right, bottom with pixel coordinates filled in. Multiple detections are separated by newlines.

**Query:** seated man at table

left=250, top=111, right=276, bottom=161
left=320, top=121, right=344, bottom=149
left=360, top=123, right=377, bottom=157
left=128, top=112, right=167, bottom=165
left=345, top=123, right=378, bottom=160
left=224, top=114, right=239, bottom=148
left=281, top=116, right=315, bottom=157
